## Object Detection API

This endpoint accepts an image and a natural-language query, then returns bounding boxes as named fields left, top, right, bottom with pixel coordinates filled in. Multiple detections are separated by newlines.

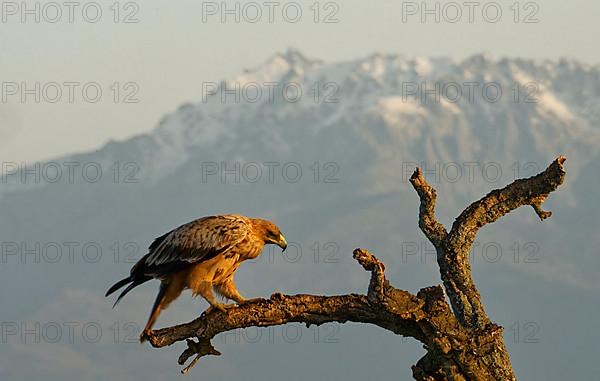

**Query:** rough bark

left=144, top=156, right=567, bottom=379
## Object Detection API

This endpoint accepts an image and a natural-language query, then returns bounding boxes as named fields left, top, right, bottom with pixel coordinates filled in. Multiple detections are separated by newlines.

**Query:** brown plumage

left=105, top=214, right=287, bottom=341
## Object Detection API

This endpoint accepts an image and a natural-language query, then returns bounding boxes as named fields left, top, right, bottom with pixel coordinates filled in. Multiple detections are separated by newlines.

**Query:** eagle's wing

left=133, top=215, right=250, bottom=277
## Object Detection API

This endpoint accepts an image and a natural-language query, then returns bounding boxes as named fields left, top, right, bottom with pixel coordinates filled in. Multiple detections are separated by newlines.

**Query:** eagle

left=105, top=214, right=287, bottom=341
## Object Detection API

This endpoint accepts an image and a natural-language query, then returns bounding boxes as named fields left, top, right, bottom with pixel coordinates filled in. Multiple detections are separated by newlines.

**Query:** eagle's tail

left=106, top=276, right=151, bottom=308
left=106, top=277, right=131, bottom=297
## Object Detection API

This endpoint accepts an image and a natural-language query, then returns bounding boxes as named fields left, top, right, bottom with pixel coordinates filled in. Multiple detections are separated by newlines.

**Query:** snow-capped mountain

left=1, top=50, right=598, bottom=381
left=4, top=49, right=600, bottom=192
left=113, top=50, right=600, bottom=188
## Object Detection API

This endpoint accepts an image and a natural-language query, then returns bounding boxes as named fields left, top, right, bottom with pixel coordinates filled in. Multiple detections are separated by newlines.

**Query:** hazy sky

left=1, top=0, right=597, bottom=164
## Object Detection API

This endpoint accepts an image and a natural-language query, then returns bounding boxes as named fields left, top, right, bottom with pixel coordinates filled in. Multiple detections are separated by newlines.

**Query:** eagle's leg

left=197, top=281, right=234, bottom=313
left=215, top=278, right=264, bottom=305
left=214, top=278, right=246, bottom=304
left=140, top=280, right=184, bottom=342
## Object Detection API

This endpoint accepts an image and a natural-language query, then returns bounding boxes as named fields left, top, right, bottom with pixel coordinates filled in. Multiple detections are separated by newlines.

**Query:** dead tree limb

left=144, top=156, right=567, bottom=380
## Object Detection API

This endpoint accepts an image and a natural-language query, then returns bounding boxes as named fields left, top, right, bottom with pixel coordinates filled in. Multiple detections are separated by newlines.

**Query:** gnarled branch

left=447, top=156, right=566, bottom=252
left=142, top=157, right=566, bottom=380
left=147, top=249, right=456, bottom=374
left=409, top=156, right=566, bottom=330
left=409, top=168, right=448, bottom=246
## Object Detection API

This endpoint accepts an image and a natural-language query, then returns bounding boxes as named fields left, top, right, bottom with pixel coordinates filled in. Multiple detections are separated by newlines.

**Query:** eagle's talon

left=140, top=329, right=154, bottom=343
left=239, top=297, right=263, bottom=305
left=205, top=303, right=236, bottom=314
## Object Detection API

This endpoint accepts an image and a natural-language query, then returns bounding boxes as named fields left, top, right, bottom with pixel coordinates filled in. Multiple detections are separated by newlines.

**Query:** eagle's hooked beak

left=277, top=233, right=288, bottom=252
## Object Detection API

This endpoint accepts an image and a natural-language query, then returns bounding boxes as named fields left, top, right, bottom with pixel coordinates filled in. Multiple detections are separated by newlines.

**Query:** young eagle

left=105, top=214, right=287, bottom=341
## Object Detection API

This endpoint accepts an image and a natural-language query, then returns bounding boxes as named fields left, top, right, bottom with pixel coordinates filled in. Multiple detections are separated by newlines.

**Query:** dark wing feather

left=132, top=215, right=250, bottom=278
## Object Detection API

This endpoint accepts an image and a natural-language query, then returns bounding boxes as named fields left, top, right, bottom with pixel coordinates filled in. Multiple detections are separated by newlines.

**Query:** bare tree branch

left=447, top=156, right=566, bottom=252
left=409, top=168, right=448, bottom=246
left=147, top=249, right=447, bottom=374
left=409, top=156, right=566, bottom=330
left=142, top=157, right=567, bottom=380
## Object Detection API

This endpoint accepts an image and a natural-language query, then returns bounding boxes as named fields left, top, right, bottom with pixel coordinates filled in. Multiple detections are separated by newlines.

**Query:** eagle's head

left=252, top=219, right=288, bottom=251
